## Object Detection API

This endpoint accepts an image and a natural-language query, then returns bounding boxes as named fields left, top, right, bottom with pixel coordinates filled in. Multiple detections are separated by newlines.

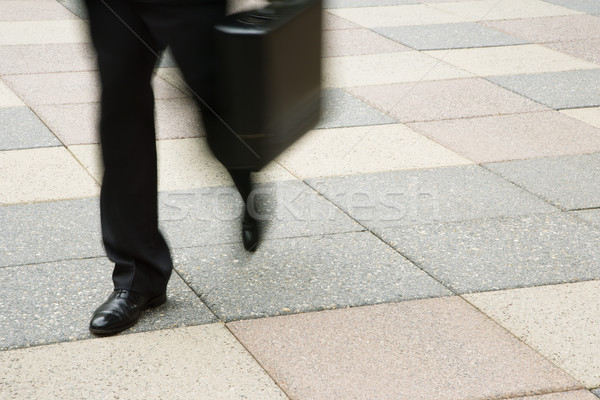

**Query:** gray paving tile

left=174, top=231, right=452, bottom=322
left=56, top=0, right=88, bottom=19
left=305, top=166, right=558, bottom=231
left=317, top=88, right=396, bottom=129
left=324, top=0, right=417, bottom=8
left=543, top=0, right=600, bottom=15
left=0, top=257, right=216, bottom=350
left=381, top=213, right=600, bottom=293
left=0, top=43, right=95, bottom=74
left=592, top=388, right=600, bottom=397
left=0, top=198, right=103, bottom=268
left=488, top=69, right=600, bottom=109
left=486, top=154, right=600, bottom=210
left=571, top=209, right=600, bottom=227
left=0, top=107, right=61, bottom=150
left=373, top=23, right=527, bottom=51
left=159, top=180, right=363, bottom=249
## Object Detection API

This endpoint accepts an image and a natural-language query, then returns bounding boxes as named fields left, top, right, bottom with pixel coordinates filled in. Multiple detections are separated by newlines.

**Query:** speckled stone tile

left=347, top=78, right=548, bottom=123
left=0, top=324, right=289, bottom=400
left=0, top=198, right=103, bottom=268
left=546, top=39, right=600, bottom=65
left=3, top=71, right=184, bottom=106
left=306, top=165, right=557, bottom=230
left=384, top=213, right=600, bottom=293
left=324, top=0, right=416, bottom=8
left=317, top=88, right=396, bottom=129
left=570, top=209, right=600, bottom=227
left=0, top=79, right=23, bottom=107
left=323, top=28, right=409, bottom=57
left=543, top=0, right=600, bottom=15
left=427, top=0, right=582, bottom=21
left=159, top=180, right=362, bottom=249
left=324, top=52, right=472, bottom=88
left=425, top=44, right=598, bottom=76
left=0, top=257, right=216, bottom=350
left=56, top=0, right=88, bottom=19
left=507, top=391, right=600, bottom=400
left=0, top=107, right=61, bottom=150
left=32, top=102, right=98, bottom=145
left=323, top=11, right=361, bottom=30
left=0, top=0, right=78, bottom=21
left=155, top=67, right=192, bottom=96
left=228, top=297, right=581, bottom=400
left=0, top=147, right=99, bottom=204
left=373, top=22, right=527, bottom=51
left=407, top=111, right=600, bottom=163
left=485, top=154, right=600, bottom=210
left=174, top=232, right=451, bottom=322
left=465, top=280, right=600, bottom=387
left=485, top=15, right=600, bottom=44
left=0, top=43, right=95, bottom=74
left=488, top=70, right=600, bottom=109
left=561, top=107, right=600, bottom=128
left=276, top=124, right=472, bottom=178
left=593, top=388, right=600, bottom=397
left=327, top=5, right=465, bottom=27
left=0, top=20, right=89, bottom=46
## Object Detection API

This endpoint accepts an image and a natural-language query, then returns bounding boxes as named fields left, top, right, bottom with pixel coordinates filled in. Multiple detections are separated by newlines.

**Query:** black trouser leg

left=86, top=0, right=172, bottom=296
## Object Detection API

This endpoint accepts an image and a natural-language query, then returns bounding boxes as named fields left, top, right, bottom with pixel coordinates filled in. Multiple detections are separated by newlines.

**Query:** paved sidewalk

left=1, top=0, right=600, bottom=398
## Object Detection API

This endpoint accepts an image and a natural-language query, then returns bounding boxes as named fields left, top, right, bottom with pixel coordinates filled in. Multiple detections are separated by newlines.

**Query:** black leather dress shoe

left=89, top=289, right=166, bottom=335
left=242, top=215, right=259, bottom=252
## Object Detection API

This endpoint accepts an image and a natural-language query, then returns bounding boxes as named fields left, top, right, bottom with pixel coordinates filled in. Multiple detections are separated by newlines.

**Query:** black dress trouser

left=85, top=0, right=227, bottom=297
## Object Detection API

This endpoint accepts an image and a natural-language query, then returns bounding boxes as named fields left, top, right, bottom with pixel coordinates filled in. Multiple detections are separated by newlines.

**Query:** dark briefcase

left=208, top=0, right=322, bottom=171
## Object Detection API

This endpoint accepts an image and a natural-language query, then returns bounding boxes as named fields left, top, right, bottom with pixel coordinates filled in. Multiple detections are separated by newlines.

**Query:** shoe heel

left=148, top=292, right=167, bottom=307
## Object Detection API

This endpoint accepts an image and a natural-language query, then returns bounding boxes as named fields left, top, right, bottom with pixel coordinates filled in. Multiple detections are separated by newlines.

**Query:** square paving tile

left=0, top=257, right=216, bottom=350
left=488, top=69, right=600, bottom=109
left=384, top=213, right=600, bottom=293
left=374, top=22, right=527, bottom=50
left=276, top=124, right=472, bottom=178
left=0, top=147, right=99, bottom=204
left=228, top=297, right=581, bottom=400
left=485, top=154, right=600, bottom=210
left=407, top=111, right=600, bottom=163
left=0, top=0, right=78, bottom=21
left=306, top=165, right=557, bottom=230
left=175, top=232, right=452, bottom=322
left=427, top=0, right=582, bottom=21
left=543, top=0, right=600, bottom=15
left=424, top=44, right=598, bottom=76
left=465, top=280, right=600, bottom=387
left=0, top=324, right=288, bottom=399
left=3, top=71, right=184, bottom=105
left=0, top=197, right=103, bottom=268
left=347, top=78, right=548, bottom=123
left=324, top=0, right=417, bottom=8
left=508, top=391, right=600, bottom=399
left=328, top=5, right=465, bottom=27
left=0, top=107, right=61, bottom=150
left=159, top=180, right=363, bottom=249
left=324, top=51, right=473, bottom=88
left=0, top=43, right=96, bottom=74
left=323, top=28, right=409, bottom=57
left=0, top=79, right=23, bottom=107
left=485, top=15, right=600, bottom=44
left=317, top=88, right=396, bottom=129
left=0, top=20, right=89, bottom=46
left=545, top=39, right=600, bottom=65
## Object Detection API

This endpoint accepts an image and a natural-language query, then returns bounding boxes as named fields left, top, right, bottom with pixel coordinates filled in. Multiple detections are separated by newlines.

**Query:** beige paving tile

left=0, top=324, right=289, bottom=399
left=276, top=124, right=472, bottom=178
left=0, top=147, right=100, bottom=204
left=408, top=111, right=600, bottom=163
left=508, top=391, right=600, bottom=400
left=0, top=0, right=78, bottom=21
left=323, top=28, right=409, bottom=57
left=424, top=44, right=598, bottom=76
left=3, top=71, right=184, bottom=105
left=156, top=67, right=193, bottom=97
left=323, top=11, right=361, bottom=30
left=426, top=0, right=582, bottom=21
left=228, top=297, right=581, bottom=400
left=545, top=39, right=600, bottom=65
left=323, top=52, right=472, bottom=88
left=464, top=280, right=600, bottom=388
left=69, top=139, right=296, bottom=191
left=347, top=78, right=548, bottom=123
left=33, top=103, right=98, bottom=145
left=0, top=43, right=96, bottom=75
left=561, top=107, right=600, bottom=129
left=0, top=20, right=89, bottom=46
left=0, top=79, right=23, bottom=107
left=328, top=5, right=464, bottom=27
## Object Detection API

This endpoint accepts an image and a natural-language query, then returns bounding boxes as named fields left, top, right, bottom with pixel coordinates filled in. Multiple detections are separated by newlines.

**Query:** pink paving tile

left=3, top=71, right=185, bottom=105
left=485, top=15, right=600, bottom=44
left=0, top=44, right=96, bottom=75
left=323, top=11, right=361, bottom=30
left=347, top=78, right=548, bottom=123
left=323, top=28, right=409, bottom=57
left=545, top=39, right=600, bottom=65
left=0, top=0, right=77, bottom=21
left=228, top=297, right=581, bottom=400
left=407, top=111, right=600, bottom=163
